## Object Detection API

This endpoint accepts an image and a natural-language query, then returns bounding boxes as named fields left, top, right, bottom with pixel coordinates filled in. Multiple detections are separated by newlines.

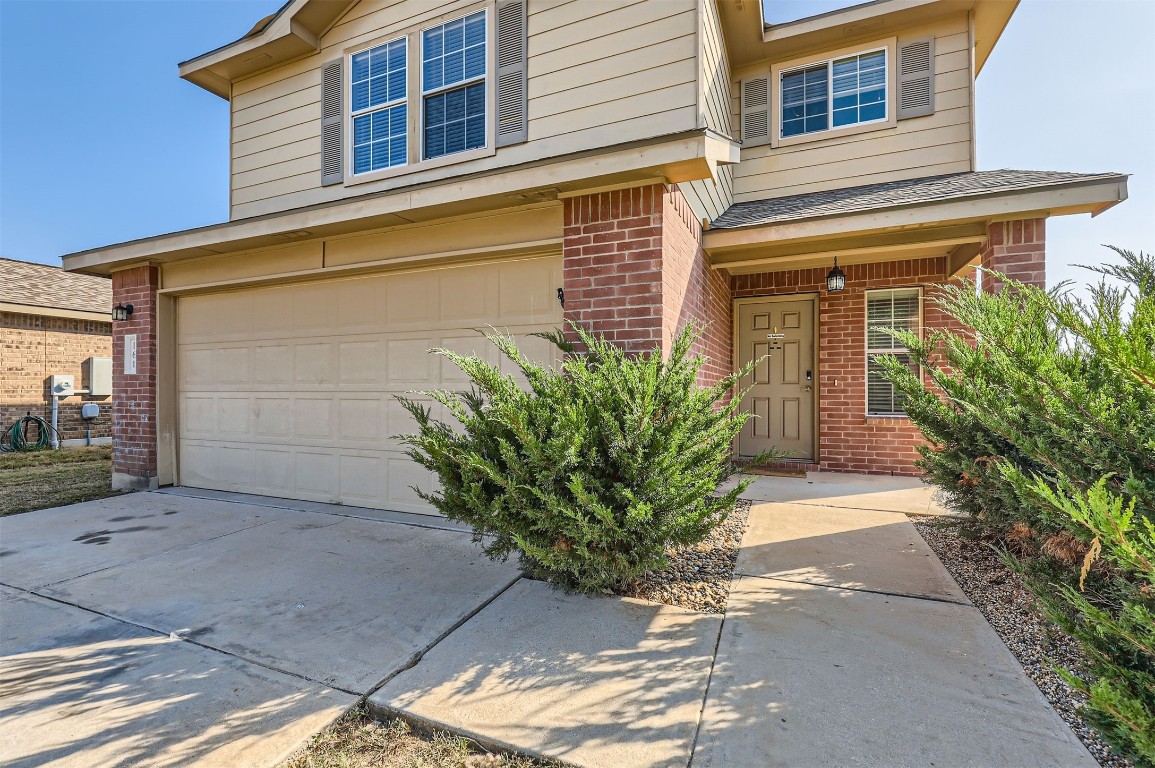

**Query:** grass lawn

left=285, top=709, right=554, bottom=768
left=0, top=446, right=121, bottom=516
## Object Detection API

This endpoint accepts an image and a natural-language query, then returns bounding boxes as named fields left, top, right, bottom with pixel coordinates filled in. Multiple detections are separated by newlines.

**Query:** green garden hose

left=0, top=415, right=57, bottom=452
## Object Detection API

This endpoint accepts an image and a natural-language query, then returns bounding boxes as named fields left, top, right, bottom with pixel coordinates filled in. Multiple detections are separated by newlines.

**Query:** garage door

left=176, top=254, right=562, bottom=512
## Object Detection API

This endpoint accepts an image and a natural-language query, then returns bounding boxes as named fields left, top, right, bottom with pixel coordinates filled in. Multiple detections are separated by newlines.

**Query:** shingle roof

left=0, top=258, right=112, bottom=314
left=710, top=170, right=1127, bottom=230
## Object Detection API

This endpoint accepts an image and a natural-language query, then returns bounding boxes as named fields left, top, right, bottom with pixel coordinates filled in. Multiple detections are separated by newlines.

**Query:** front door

left=737, top=298, right=816, bottom=461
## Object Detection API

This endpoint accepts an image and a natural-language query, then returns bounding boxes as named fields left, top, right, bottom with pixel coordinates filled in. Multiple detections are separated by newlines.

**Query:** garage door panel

left=216, top=398, right=251, bottom=435
left=215, top=347, right=251, bottom=384
left=338, top=398, right=383, bottom=443
left=338, top=341, right=385, bottom=384
left=254, top=397, right=292, bottom=437
left=177, top=254, right=562, bottom=512
left=385, top=273, right=435, bottom=326
left=386, top=338, right=436, bottom=386
left=252, top=289, right=293, bottom=335
left=440, top=269, right=497, bottom=326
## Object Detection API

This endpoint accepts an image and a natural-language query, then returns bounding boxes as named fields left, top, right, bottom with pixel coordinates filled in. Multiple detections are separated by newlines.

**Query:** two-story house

left=63, top=0, right=1128, bottom=506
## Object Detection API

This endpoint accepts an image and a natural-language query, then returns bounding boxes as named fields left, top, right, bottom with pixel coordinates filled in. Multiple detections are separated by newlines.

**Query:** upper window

left=781, top=49, right=886, bottom=138
left=422, top=11, right=487, bottom=160
left=351, top=38, right=407, bottom=174
left=865, top=288, right=920, bottom=416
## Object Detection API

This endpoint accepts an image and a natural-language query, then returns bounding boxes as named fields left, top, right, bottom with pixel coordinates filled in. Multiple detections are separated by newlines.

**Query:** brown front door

left=737, top=298, right=816, bottom=461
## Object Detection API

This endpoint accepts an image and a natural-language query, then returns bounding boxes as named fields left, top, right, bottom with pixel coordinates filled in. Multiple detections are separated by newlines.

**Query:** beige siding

left=732, top=16, right=974, bottom=203
left=229, top=0, right=698, bottom=220
left=681, top=0, right=734, bottom=224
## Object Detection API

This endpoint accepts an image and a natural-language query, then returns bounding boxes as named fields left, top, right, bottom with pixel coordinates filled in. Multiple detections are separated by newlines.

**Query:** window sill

left=774, top=116, right=895, bottom=149
left=865, top=415, right=912, bottom=425
left=344, top=143, right=495, bottom=187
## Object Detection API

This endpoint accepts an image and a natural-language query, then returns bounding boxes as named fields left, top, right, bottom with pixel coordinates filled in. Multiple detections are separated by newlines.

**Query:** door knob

left=802, top=386, right=812, bottom=392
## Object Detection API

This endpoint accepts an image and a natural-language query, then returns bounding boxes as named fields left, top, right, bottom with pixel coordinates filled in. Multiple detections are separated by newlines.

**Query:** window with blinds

left=331, top=1, right=528, bottom=184
left=422, top=11, right=487, bottom=159
left=865, top=288, right=921, bottom=416
left=350, top=38, right=407, bottom=174
left=780, top=48, right=887, bottom=139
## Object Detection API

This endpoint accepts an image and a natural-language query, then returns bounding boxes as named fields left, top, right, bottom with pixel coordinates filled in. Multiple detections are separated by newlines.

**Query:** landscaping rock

left=613, top=500, right=750, bottom=613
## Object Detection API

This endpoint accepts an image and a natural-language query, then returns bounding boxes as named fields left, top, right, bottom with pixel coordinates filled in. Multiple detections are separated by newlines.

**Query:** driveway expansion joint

left=0, top=579, right=361, bottom=695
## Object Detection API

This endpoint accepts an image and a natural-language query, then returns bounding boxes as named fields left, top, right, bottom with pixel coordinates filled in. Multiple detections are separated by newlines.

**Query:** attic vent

left=897, top=37, right=935, bottom=119
left=495, top=0, right=528, bottom=146
left=740, top=74, right=771, bottom=147
left=321, top=59, right=344, bottom=186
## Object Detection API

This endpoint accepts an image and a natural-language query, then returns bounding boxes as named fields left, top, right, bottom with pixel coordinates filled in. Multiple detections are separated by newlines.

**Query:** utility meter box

left=81, top=403, right=100, bottom=420
left=87, top=357, right=113, bottom=397
left=49, top=374, right=75, bottom=395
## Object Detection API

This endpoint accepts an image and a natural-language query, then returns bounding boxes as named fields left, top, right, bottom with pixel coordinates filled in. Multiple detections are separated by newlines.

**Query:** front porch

left=699, top=170, right=1126, bottom=475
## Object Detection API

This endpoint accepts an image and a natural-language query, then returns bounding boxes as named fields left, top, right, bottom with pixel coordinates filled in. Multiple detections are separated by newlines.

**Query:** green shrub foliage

left=396, top=322, right=758, bottom=593
left=875, top=247, right=1154, bottom=767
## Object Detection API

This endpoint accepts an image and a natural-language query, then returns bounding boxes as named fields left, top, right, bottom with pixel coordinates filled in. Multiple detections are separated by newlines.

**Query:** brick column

left=111, top=265, right=159, bottom=490
left=981, top=218, right=1046, bottom=292
left=561, top=183, right=731, bottom=386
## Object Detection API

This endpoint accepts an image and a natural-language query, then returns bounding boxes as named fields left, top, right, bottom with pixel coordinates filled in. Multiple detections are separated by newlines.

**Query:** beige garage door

left=176, top=254, right=562, bottom=513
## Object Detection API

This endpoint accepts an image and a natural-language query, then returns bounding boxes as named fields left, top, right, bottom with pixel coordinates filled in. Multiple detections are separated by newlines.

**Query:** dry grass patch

left=0, top=446, right=121, bottom=516
left=284, top=709, right=558, bottom=768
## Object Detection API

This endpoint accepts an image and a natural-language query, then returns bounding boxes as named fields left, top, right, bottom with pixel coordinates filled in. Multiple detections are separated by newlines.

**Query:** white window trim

left=770, top=37, right=897, bottom=149
left=419, top=8, right=491, bottom=162
left=864, top=286, right=922, bottom=418
left=342, top=1, right=497, bottom=188
left=349, top=37, right=409, bottom=176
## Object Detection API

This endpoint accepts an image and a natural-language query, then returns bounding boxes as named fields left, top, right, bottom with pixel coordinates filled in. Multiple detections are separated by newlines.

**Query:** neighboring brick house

left=1, top=258, right=114, bottom=445
left=63, top=0, right=1128, bottom=500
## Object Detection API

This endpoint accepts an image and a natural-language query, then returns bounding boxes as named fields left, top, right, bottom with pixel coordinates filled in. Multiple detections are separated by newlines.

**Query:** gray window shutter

left=495, top=0, right=528, bottom=147
left=321, top=59, right=343, bottom=186
left=897, top=37, right=935, bottom=119
left=740, top=74, right=771, bottom=147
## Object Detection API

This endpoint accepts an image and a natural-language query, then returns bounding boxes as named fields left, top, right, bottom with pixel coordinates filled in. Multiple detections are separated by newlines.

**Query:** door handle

left=802, top=386, right=812, bottom=392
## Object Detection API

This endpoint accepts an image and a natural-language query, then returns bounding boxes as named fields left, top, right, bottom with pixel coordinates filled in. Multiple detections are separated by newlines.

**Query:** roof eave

left=704, top=175, right=1129, bottom=253
left=178, top=0, right=355, bottom=99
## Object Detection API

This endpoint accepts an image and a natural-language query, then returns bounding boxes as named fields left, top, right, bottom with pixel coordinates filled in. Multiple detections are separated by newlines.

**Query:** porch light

left=825, top=258, right=846, bottom=293
left=112, top=303, right=134, bottom=321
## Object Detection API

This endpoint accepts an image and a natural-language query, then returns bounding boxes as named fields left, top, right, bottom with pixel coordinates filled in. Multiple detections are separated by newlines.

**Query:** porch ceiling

left=712, top=223, right=986, bottom=275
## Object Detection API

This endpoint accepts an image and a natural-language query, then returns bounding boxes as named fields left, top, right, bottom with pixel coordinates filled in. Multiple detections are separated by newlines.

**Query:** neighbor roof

left=710, top=170, right=1129, bottom=230
left=0, top=258, right=112, bottom=314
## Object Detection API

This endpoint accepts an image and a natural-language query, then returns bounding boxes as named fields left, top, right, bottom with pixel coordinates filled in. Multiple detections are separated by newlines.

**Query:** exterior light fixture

left=112, top=303, right=134, bottom=321
left=825, top=258, right=847, bottom=293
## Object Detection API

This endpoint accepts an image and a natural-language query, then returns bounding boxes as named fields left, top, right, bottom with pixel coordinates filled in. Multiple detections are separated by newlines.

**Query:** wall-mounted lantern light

left=111, top=303, right=134, bottom=321
left=825, top=258, right=846, bottom=293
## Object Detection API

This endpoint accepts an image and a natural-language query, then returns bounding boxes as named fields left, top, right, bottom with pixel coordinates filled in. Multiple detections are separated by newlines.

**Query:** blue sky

left=1, top=0, right=1152, bottom=290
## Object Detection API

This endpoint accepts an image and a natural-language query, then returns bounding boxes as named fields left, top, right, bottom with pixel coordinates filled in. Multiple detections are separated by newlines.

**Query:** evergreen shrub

left=876, top=247, right=1154, bottom=766
left=397, top=322, right=763, bottom=593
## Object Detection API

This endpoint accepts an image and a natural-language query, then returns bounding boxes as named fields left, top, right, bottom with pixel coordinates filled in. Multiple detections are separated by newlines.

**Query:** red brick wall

left=661, top=187, right=732, bottom=387
left=732, top=257, right=959, bottom=476
left=111, top=266, right=159, bottom=488
left=981, top=218, right=1046, bottom=291
left=0, top=311, right=113, bottom=443
left=562, top=183, right=731, bottom=387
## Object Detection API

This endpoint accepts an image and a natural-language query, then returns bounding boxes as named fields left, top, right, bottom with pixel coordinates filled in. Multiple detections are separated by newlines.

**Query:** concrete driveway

left=0, top=489, right=520, bottom=768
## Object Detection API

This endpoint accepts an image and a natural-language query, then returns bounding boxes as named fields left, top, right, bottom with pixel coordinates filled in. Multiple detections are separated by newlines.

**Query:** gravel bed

left=614, top=500, right=750, bottom=614
left=912, top=516, right=1133, bottom=768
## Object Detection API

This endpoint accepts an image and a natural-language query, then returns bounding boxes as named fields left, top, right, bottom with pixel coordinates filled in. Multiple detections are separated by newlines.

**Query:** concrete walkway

left=373, top=473, right=1099, bottom=768
left=693, top=473, right=1097, bottom=767
left=2, top=476, right=1101, bottom=767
